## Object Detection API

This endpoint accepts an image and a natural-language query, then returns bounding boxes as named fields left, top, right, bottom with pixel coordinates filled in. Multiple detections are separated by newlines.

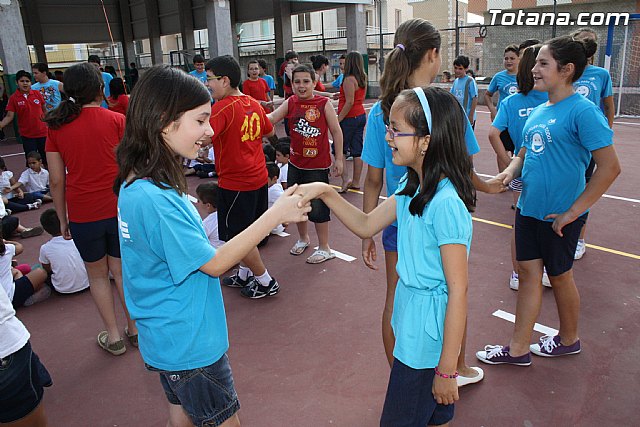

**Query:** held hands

left=293, top=182, right=331, bottom=207
left=484, top=176, right=509, bottom=194
left=544, top=211, right=577, bottom=237
left=272, top=184, right=312, bottom=224
left=361, top=238, right=378, bottom=270
left=432, top=374, right=459, bottom=406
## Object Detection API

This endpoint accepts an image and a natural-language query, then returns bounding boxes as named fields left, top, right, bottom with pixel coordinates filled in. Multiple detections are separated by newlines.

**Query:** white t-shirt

left=278, top=163, right=288, bottom=185
left=39, top=236, right=90, bottom=293
left=0, top=244, right=16, bottom=301
left=0, top=170, right=15, bottom=199
left=202, top=212, right=224, bottom=248
left=268, top=182, right=284, bottom=209
left=0, top=284, right=30, bottom=358
left=18, top=168, right=49, bottom=193
left=0, top=196, right=6, bottom=219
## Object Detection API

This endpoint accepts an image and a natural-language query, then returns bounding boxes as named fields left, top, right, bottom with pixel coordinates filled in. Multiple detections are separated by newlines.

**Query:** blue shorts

left=0, top=341, right=52, bottom=423
left=382, top=224, right=398, bottom=252
left=339, top=114, right=366, bottom=157
left=380, top=358, right=454, bottom=426
left=515, top=209, right=586, bottom=277
left=69, top=217, right=121, bottom=263
left=11, top=275, right=34, bottom=308
left=149, top=354, right=240, bottom=426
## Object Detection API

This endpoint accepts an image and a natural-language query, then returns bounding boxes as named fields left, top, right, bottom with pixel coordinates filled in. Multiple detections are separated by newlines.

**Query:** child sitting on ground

left=195, top=182, right=224, bottom=249
left=38, top=208, right=90, bottom=294
left=0, top=228, right=49, bottom=308
left=263, top=143, right=276, bottom=163
left=185, top=144, right=216, bottom=178
left=267, top=162, right=285, bottom=234
left=0, top=157, right=42, bottom=213
left=275, top=138, right=290, bottom=189
left=0, top=195, right=43, bottom=239
left=15, top=152, right=52, bottom=202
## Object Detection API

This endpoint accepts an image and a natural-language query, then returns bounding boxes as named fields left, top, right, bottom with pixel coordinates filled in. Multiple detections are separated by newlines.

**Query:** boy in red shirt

left=268, top=64, right=344, bottom=264
left=206, top=55, right=280, bottom=299
left=0, top=70, right=48, bottom=165
left=242, top=60, right=272, bottom=112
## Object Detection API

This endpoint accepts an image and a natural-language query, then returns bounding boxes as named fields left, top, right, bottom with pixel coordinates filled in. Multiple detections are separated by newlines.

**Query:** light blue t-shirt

left=261, top=74, right=276, bottom=91
left=332, top=73, right=344, bottom=88
left=189, top=70, right=208, bottom=85
left=518, top=93, right=614, bottom=221
left=101, top=72, right=113, bottom=109
left=392, top=177, right=472, bottom=369
left=488, top=70, right=518, bottom=109
left=573, top=65, right=613, bottom=114
left=492, top=90, right=548, bottom=153
left=32, top=79, right=62, bottom=111
left=118, top=180, right=228, bottom=371
left=450, top=76, right=478, bottom=121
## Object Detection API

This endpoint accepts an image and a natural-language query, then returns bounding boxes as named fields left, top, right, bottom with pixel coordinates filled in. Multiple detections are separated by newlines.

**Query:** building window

left=298, top=13, right=311, bottom=32
left=366, top=10, right=374, bottom=27
left=395, top=9, right=402, bottom=29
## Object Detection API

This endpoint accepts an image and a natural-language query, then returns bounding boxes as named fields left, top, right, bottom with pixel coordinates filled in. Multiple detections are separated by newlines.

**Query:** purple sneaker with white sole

left=530, top=335, right=581, bottom=357
left=476, top=345, right=532, bottom=366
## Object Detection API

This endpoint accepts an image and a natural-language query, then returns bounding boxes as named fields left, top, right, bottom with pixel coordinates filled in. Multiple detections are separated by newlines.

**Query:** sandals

left=306, top=249, right=336, bottom=264
left=338, top=180, right=352, bottom=194
left=97, top=331, right=126, bottom=356
left=290, top=240, right=310, bottom=255
left=125, top=327, right=138, bottom=348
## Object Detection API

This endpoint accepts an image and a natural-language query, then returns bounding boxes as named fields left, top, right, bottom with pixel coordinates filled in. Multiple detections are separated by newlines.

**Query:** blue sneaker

left=476, top=345, right=531, bottom=366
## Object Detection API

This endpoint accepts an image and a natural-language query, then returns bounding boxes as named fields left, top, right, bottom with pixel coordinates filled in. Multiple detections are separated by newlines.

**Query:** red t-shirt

left=6, top=90, right=47, bottom=138
left=338, top=82, right=366, bottom=118
left=210, top=95, right=273, bottom=191
left=279, top=62, right=293, bottom=98
left=242, top=78, right=269, bottom=103
left=314, top=80, right=326, bottom=92
left=107, top=95, right=129, bottom=116
left=46, top=107, right=124, bottom=223
left=286, top=95, right=331, bottom=170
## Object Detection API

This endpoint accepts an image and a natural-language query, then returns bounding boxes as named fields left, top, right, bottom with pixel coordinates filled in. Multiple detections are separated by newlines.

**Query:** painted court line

left=314, top=246, right=356, bottom=262
left=475, top=173, right=640, bottom=204
left=273, top=230, right=291, bottom=237
left=493, top=309, right=559, bottom=337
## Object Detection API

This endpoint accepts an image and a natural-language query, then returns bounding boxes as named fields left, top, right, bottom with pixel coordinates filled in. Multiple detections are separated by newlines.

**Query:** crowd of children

left=0, top=18, right=623, bottom=427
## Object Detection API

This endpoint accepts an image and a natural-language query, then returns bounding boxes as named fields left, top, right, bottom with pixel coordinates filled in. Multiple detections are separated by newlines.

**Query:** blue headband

left=413, top=87, right=432, bottom=134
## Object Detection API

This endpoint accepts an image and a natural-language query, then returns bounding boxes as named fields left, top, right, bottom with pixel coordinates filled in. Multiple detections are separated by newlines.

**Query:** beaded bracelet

left=434, top=366, right=459, bottom=379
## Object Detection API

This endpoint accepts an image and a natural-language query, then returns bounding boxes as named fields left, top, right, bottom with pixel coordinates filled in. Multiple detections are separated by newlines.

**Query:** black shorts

left=340, top=114, right=366, bottom=157
left=217, top=185, right=268, bottom=241
left=0, top=341, right=52, bottom=423
left=585, top=157, right=596, bottom=183
left=12, top=276, right=35, bottom=308
left=69, top=217, right=121, bottom=263
left=500, top=130, right=515, bottom=153
left=515, top=209, right=587, bottom=276
left=287, top=164, right=330, bottom=223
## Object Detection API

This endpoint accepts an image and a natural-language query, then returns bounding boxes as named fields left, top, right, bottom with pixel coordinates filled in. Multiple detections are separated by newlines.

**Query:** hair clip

left=395, top=44, right=405, bottom=51
left=68, top=97, right=75, bottom=103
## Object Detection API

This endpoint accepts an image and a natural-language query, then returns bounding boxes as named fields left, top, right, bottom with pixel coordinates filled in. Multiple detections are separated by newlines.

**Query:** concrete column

left=144, top=0, right=163, bottom=64
left=178, top=0, right=195, bottom=53
left=118, top=0, right=136, bottom=68
left=273, top=0, right=293, bottom=58
left=346, top=3, right=367, bottom=54
left=0, top=0, right=32, bottom=74
left=22, top=0, right=46, bottom=63
left=205, top=0, right=233, bottom=57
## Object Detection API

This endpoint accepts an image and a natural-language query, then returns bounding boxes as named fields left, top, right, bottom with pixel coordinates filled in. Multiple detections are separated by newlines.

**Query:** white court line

left=615, top=121, right=640, bottom=126
left=1, top=152, right=25, bottom=157
left=475, top=173, right=640, bottom=204
left=313, top=246, right=356, bottom=262
left=273, top=230, right=290, bottom=237
left=492, top=309, right=559, bottom=336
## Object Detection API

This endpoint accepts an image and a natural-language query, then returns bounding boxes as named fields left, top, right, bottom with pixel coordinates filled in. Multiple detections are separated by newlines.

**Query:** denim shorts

left=382, top=224, right=398, bottom=252
left=148, top=354, right=240, bottom=426
left=515, top=209, right=587, bottom=277
left=69, top=217, right=120, bottom=262
left=0, top=341, right=52, bottom=423
left=380, top=358, right=454, bottom=426
left=339, top=114, right=366, bottom=157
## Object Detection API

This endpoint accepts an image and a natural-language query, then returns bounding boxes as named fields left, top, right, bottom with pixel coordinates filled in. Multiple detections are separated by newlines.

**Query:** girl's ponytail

left=44, top=98, right=82, bottom=129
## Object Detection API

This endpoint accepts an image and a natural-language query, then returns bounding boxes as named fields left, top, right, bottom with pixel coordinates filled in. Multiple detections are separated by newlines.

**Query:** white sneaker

left=574, top=240, right=586, bottom=260
left=509, top=271, right=519, bottom=290
left=542, top=268, right=551, bottom=288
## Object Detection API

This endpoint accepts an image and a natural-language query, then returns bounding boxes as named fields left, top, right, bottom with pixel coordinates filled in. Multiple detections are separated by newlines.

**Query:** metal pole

left=552, top=0, right=557, bottom=38
left=378, top=0, right=384, bottom=72
left=455, top=0, right=460, bottom=58
left=321, top=12, right=326, bottom=56
left=616, top=24, right=629, bottom=117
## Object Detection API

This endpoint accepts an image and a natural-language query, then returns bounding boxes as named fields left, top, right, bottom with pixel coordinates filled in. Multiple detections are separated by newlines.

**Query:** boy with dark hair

left=39, top=208, right=90, bottom=294
left=15, top=151, right=52, bottom=202
left=87, top=55, right=113, bottom=108
left=189, top=54, right=207, bottom=85
left=451, top=55, right=478, bottom=128
left=195, top=182, right=224, bottom=248
left=263, top=142, right=276, bottom=163
left=266, top=162, right=285, bottom=234
left=243, top=60, right=273, bottom=112
left=257, top=59, right=276, bottom=100
left=275, top=138, right=290, bottom=189
left=205, top=55, right=280, bottom=299
left=31, top=62, right=64, bottom=112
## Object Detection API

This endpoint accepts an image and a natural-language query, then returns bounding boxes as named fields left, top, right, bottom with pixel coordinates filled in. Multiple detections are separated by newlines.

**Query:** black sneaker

left=196, top=170, right=209, bottom=179
left=221, top=271, right=253, bottom=288
left=240, top=278, right=280, bottom=299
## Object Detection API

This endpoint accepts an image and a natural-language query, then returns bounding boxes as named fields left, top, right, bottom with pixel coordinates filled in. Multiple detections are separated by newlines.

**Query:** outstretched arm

left=267, top=98, right=289, bottom=125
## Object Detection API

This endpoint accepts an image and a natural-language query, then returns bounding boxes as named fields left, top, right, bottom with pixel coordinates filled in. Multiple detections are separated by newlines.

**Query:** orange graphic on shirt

left=305, top=106, right=320, bottom=123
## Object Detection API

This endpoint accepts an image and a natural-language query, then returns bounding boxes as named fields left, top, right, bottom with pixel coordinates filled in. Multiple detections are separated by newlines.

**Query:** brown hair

left=516, top=45, right=542, bottom=95
left=343, top=51, right=367, bottom=89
